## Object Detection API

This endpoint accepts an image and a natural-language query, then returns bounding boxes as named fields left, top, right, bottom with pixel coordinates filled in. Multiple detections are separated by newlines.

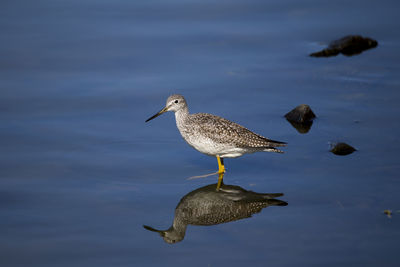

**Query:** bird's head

left=145, top=94, right=187, bottom=122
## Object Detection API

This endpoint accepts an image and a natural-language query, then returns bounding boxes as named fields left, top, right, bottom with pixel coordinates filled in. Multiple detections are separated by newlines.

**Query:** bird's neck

left=174, top=107, right=189, bottom=128
left=171, top=216, right=188, bottom=236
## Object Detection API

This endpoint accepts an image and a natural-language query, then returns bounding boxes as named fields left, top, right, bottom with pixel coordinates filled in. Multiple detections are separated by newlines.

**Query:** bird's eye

left=174, top=100, right=179, bottom=104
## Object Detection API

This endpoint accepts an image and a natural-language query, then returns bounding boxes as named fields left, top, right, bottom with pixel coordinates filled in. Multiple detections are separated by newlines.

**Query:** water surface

left=1, top=0, right=400, bottom=266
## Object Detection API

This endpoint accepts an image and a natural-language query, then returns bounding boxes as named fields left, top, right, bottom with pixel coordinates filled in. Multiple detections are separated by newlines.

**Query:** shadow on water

left=143, top=175, right=287, bottom=244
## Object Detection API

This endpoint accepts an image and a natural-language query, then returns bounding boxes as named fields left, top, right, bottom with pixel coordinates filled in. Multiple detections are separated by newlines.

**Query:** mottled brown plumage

left=183, top=112, right=286, bottom=151
left=146, top=94, right=286, bottom=171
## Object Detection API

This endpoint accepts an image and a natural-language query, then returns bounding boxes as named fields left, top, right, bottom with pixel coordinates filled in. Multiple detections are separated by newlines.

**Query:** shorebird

left=145, top=94, right=286, bottom=174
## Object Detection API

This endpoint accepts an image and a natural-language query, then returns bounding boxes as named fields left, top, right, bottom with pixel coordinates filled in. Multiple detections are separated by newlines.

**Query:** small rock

left=285, top=104, right=316, bottom=134
left=285, top=104, right=316, bottom=123
left=330, top=142, right=356, bottom=156
left=310, top=35, right=378, bottom=57
left=383, top=210, right=392, bottom=218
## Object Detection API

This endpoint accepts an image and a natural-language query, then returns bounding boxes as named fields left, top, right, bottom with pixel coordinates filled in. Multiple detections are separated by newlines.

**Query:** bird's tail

left=263, top=147, right=285, bottom=153
left=266, top=199, right=288, bottom=206
left=260, top=192, right=284, bottom=198
left=267, top=139, right=287, bottom=147
left=261, top=137, right=287, bottom=153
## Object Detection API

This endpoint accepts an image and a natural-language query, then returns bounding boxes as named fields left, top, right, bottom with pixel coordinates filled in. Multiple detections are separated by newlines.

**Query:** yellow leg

left=217, top=155, right=225, bottom=174
left=216, top=172, right=224, bottom=191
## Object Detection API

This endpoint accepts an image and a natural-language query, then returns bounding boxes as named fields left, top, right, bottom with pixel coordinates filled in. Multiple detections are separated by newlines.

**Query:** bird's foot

left=216, top=172, right=224, bottom=191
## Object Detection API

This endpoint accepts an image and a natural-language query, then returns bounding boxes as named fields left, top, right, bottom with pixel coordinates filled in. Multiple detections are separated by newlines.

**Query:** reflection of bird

left=143, top=183, right=287, bottom=244
left=146, top=95, right=286, bottom=174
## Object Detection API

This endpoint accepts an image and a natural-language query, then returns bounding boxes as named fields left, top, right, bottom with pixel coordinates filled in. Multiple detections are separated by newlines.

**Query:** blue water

left=1, top=0, right=400, bottom=266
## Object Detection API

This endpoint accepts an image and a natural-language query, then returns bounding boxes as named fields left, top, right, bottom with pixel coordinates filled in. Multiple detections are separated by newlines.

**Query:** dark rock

left=285, top=104, right=316, bottom=134
left=330, top=142, right=356, bottom=156
left=285, top=104, right=316, bottom=123
left=310, top=35, right=378, bottom=57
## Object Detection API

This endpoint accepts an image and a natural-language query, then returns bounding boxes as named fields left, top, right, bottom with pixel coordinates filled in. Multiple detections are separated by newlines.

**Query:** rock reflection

left=286, top=120, right=314, bottom=134
left=143, top=182, right=287, bottom=244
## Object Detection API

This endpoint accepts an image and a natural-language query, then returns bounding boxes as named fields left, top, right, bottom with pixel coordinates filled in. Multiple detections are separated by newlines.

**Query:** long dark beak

left=145, top=106, right=169, bottom=122
left=143, top=225, right=166, bottom=237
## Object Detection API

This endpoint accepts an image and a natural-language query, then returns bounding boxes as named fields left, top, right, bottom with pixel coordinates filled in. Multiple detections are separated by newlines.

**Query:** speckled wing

left=187, top=113, right=286, bottom=151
